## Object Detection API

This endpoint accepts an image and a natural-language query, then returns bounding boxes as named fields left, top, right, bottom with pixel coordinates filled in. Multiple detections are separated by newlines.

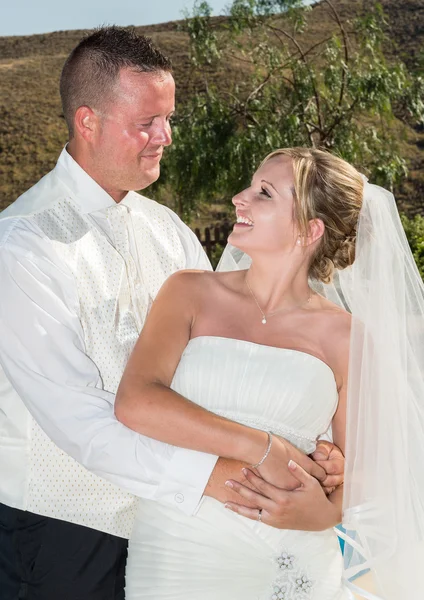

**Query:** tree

left=401, top=214, right=424, bottom=280
left=156, top=0, right=424, bottom=220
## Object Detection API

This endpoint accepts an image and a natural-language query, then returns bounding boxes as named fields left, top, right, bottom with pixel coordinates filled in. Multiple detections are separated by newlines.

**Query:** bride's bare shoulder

left=315, top=292, right=349, bottom=316
left=318, top=295, right=351, bottom=336
left=162, top=269, right=244, bottom=299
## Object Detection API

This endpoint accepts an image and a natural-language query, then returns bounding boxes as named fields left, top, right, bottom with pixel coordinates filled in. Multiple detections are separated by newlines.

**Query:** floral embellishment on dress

left=277, top=552, right=295, bottom=570
left=294, top=575, right=313, bottom=595
left=269, top=548, right=314, bottom=600
left=271, top=584, right=289, bottom=599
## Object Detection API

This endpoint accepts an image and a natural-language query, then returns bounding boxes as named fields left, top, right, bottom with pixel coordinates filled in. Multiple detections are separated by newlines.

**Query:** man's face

left=93, top=68, right=175, bottom=197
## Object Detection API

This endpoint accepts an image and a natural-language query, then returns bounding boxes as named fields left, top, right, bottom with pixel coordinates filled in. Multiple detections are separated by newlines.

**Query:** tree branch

left=323, top=96, right=360, bottom=142
left=323, top=0, right=350, bottom=108
left=245, top=72, right=272, bottom=107
left=266, top=23, right=324, bottom=131
left=224, top=50, right=256, bottom=66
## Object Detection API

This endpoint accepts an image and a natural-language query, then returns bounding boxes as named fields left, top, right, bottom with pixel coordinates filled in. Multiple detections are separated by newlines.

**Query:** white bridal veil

left=218, top=180, right=424, bottom=599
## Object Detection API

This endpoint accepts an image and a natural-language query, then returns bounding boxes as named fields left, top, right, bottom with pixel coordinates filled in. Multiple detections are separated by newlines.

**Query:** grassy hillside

left=0, top=0, right=423, bottom=215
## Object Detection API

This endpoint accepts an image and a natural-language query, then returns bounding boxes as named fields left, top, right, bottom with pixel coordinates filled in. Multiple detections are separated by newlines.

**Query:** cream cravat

left=107, top=203, right=149, bottom=331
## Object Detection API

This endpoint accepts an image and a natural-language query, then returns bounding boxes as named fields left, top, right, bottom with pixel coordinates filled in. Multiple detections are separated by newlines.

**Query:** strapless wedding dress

left=125, top=336, right=351, bottom=600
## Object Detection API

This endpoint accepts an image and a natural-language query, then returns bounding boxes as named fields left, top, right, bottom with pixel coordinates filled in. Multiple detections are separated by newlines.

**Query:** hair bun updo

left=333, top=233, right=357, bottom=271
left=310, top=232, right=357, bottom=285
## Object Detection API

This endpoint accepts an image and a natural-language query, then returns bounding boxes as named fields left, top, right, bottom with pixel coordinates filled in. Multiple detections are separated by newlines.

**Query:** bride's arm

left=317, top=317, right=349, bottom=524
left=115, top=270, right=266, bottom=465
left=115, top=270, right=325, bottom=488
left=323, top=379, right=347, bottom=521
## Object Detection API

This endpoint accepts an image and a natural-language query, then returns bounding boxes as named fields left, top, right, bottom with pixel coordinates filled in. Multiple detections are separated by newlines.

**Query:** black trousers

left=0, top=503, right=128, bottom=600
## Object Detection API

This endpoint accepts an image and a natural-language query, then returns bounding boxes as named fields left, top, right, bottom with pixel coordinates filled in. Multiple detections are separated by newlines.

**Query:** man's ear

left=73, top=106, right=100, bottom=142
left=306, top=218, right=325, bottom=246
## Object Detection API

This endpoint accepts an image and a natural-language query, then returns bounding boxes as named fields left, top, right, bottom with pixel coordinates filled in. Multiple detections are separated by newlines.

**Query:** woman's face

left=228, top=155, right=299, bottom=256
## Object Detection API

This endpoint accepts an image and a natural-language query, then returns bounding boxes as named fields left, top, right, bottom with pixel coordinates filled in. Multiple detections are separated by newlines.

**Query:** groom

left=0, top=27, right=343, bottom=599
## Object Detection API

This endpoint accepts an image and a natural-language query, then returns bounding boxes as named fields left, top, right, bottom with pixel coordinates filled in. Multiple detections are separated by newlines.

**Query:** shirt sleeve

left=0, top=217, right=218, bottom=515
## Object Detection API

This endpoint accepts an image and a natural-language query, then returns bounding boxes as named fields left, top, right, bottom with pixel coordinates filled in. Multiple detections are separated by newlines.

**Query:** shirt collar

left=54, top=146, right=131, bottom=215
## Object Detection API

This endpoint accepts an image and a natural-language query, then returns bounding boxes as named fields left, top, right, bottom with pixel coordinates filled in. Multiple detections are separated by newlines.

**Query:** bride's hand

left=255, top=436, right=326, bottom=490
left=224, top=461, right=341, bottom=531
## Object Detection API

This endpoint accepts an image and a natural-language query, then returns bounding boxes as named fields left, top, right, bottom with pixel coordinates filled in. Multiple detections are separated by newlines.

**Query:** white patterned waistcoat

left=25, top=193, right=186, bottom=538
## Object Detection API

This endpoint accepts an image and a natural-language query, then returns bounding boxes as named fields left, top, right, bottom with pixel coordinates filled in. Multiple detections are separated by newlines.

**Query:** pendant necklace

left=245, top=274, right=313, bottom=325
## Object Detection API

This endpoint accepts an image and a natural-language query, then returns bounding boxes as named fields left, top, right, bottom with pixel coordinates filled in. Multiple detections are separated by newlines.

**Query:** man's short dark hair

left=60, top=26, right=172, bottom=137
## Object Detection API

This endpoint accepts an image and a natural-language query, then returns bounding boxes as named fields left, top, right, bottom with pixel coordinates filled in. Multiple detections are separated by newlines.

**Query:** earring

left=296, top=237, right=301, bottom=246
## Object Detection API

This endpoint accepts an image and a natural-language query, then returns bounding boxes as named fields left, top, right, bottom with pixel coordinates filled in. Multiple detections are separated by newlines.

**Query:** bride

left=115, top=147, right=424, bottom=599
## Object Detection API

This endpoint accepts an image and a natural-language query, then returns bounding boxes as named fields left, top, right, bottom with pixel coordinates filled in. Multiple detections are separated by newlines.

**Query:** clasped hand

left=224, top=439, right=344, bottom=531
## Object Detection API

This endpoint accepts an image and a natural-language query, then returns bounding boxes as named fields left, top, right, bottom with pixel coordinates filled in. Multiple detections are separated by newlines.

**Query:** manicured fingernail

left=241, top=468, right=248, bottom=476
left=288, top=460, right=297, bottom=470
left=224, top=503, right=232, bottom=510
left=225, top=480, right=234, bottom=488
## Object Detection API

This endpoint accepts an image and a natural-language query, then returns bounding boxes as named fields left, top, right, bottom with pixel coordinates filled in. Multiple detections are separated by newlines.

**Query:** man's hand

left=224, top=461, right=341, bottom=531
left=311, top=440, right=345, bottom=495
left=204, top=438, right=345, bottom=515
left=204, top=458, right=261, bottom=507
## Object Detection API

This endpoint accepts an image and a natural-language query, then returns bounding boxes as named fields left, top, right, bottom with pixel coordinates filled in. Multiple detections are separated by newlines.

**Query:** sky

left=1, top=0, right=314, bottom=37
left=1, top=0, right=232, bottom=37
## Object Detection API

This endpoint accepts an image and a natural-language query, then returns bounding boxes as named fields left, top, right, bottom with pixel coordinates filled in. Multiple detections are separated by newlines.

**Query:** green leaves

left=182, top=1, right=221, bottom=66
left=401, top=214, right=424, bottom=279
left=159, top=0, right=421, bottom=220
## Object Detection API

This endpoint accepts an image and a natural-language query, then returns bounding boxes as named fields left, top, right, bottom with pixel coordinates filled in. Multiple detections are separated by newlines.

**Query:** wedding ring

left=257, top=509, right=262, bottom=522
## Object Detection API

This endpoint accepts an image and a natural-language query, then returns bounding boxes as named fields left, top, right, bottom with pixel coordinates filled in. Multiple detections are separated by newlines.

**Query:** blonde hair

left=261, top=147, right=364, bottom=283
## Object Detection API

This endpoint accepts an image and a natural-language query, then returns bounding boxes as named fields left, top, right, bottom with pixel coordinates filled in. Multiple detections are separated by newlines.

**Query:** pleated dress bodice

left=172, top=336, right=338, bottom=454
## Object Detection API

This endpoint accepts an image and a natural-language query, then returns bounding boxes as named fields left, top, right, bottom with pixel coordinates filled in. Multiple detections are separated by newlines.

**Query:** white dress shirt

left=0, top=147, right=218, bottom=538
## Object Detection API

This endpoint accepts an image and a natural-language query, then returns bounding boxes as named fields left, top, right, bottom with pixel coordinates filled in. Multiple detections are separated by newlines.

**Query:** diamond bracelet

left=250, top=431, right=273, bottom=469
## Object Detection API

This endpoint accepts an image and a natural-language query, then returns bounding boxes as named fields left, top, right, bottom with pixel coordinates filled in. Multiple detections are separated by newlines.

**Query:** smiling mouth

left=235, top=215, right=254, bottom=227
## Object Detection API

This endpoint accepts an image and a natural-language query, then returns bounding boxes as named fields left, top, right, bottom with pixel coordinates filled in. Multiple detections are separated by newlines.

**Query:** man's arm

left=0, top=219, right=217, bottom=515
left=0, top=220, right=342, bottom=521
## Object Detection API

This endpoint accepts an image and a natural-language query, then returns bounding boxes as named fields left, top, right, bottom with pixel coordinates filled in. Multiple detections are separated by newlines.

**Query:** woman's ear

left=306, top=218, right=325, bottom=246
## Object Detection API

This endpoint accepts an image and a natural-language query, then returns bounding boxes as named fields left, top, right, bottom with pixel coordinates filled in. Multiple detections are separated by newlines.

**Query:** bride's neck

left=245, top=256, right=311, bottom=313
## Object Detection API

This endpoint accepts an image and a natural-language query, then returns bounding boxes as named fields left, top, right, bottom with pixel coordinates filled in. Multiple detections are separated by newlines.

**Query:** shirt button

left=174, top=493, right=184, bottom=504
